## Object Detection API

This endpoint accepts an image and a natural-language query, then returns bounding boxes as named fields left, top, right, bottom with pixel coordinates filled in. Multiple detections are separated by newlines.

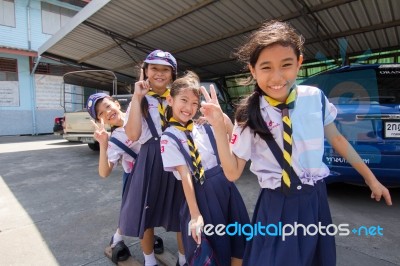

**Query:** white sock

left=178, top=251, right=186, bottom=266
left=144, top=251, right=157, bottom=266
left=111, top=230, right=123, bottom=247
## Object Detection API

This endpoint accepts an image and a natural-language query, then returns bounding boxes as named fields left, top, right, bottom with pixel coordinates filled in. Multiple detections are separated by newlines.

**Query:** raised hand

left=131, top=67, right=149, bottom=99
left=200, top=85, right=225, bottom=126
left=91, top=118, right=109, bottom=146
left=133, top=79, right=151, bottom=99
left=139, top=66, right=144, bottom=81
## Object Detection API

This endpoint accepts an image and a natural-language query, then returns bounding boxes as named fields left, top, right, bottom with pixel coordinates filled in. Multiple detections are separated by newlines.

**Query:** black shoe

left=109, top=236, right=131, bottom=264
left=153, top=235, right=164, bottom=254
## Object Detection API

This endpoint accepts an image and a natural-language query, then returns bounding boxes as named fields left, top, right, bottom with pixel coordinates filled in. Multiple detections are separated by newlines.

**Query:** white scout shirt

left=108, top=126, right=141, bottom=174
left=161, top=124, right=219, bottom=180
left=124, top=95, right=168, bottom=144
left=231, top=85, right=337, bottom=189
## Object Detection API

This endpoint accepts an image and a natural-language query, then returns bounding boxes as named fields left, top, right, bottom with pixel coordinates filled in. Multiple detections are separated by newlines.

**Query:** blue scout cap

left=144, top=50, right=177, bottom=73
left=86, top=92, right=110, bottom=120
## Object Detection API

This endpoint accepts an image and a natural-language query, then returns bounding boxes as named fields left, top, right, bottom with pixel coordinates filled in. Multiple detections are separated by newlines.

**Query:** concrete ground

left=0, top=134, right=399, bottom=266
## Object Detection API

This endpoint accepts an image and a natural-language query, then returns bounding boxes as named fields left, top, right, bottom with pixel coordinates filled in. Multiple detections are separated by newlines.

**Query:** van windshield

left=302, top=68, right=400, bottom=105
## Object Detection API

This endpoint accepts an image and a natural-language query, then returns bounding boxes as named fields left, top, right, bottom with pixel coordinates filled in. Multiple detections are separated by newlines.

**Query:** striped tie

left=264, top=88, right=296, bottom=193
left=147, top=89, right=170, bottom=131
left=168, top=118, right=205, bottom=184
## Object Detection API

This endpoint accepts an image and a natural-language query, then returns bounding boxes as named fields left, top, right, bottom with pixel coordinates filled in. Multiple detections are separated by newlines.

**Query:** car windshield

left=301, top=67, right=400, bottom=105
left=200, top=82, right=227, bottom=103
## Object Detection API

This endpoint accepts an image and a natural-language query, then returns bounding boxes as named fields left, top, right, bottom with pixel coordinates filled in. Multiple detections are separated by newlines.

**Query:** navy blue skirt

left=119, top=137, right=184, bottom=238
left=180, top=166, right=250, bottom=266
left=122, top=171, right=129, bottom=197
left=243, top=180, right=336, bottom=266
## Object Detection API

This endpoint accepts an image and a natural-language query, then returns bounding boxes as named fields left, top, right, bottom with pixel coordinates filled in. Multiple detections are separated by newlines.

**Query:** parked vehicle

left=55, top=95, right=131, bottom=151
left=55, top=70, right=133, bottom=150
left=53, top=116, right=64, bottom=135
left=201, top=81, right=235, bottom=120
left=300, top=64, right=400, bottom=186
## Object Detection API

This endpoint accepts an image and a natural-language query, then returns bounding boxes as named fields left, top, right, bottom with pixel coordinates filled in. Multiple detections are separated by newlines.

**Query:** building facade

left=0, top=0, right=85, bottom=136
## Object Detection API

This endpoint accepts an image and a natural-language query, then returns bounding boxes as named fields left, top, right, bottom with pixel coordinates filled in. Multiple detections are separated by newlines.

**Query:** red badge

left=161, top=146, right=165, bottom=153
left=230, top=133, right=238, bottom=144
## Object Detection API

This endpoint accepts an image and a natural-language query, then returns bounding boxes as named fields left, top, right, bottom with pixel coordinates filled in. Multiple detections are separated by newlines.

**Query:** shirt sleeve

left=230, top=123, right=252, bottom=161
left=160, top=134, right=187, bottom=173
left=323, top=94, right=337, bottom=126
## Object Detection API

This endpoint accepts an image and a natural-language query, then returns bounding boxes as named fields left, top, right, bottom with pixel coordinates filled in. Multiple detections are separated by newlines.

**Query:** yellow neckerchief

left=168, top=117, right=205, bottom=184
left=147, top=89, right=170, bottom=130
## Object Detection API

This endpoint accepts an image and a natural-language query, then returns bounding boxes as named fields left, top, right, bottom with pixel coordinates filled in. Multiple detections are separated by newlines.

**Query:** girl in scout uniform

left=199, top=20, right=392, bottom=266
left=120, top=50, right=186, bottom=266
left=87, top=93, right=140, bottom=264
left=161, top=71, right=250, bottom=266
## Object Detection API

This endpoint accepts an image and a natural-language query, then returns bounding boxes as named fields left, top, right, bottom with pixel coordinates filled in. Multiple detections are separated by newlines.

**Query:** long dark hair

left=235, top=84, right=273, bottom=141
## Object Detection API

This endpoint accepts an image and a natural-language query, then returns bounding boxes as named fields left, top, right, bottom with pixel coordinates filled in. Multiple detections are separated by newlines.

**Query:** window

left=0, top=57, right=18, bottom=81
left=41, top=2, right=77, bottom=35
left=0, top=0, right=15, bottom=27
left=0, top=57, right=19, bottom=106
left=377, top=68, right=400, bottom=104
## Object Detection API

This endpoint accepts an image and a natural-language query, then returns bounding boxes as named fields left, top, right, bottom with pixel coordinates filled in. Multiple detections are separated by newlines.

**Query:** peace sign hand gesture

left=91, top=118, right=109, bottom=146
left=200, top=84, right=225, bottom=127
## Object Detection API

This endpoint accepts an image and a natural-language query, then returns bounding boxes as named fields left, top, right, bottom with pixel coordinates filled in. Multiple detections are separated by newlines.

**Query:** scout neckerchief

left=147, top=89, right=170, bottom=131
left=168, top=117, right=205, bottom=184
left=264, top=88, right=298, bottom=194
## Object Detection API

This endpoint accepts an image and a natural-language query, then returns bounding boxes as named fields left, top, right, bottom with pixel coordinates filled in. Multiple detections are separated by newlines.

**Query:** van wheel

left=88, top=142, right=100, bottom=151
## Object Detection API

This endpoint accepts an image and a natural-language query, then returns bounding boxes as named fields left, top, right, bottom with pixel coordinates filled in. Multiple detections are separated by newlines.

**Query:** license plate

left=80, top=137, right=95, bottom=143
left=383, top=121, right=400, bottom=139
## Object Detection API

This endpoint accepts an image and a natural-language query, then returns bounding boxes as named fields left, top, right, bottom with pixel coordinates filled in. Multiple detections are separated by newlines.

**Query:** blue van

left=300, top=64, right=400, bottom=186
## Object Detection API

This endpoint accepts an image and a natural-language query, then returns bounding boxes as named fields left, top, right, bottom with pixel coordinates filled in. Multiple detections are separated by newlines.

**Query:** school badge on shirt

left=267, top=120, right=280, bottom=130
left=231, top=133, right=238, bottom=144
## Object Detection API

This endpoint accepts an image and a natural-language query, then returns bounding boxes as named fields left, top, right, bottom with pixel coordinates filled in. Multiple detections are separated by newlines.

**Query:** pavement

left=0, top=134, right=399, bottom=266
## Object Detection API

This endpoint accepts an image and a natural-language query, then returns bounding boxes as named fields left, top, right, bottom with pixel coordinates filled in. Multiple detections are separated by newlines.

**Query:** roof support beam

left=81, top=21, right=153, bottom=53
left=171, top=0, right=357, bottom=54
left=295, top=0, right=340, bottom=63
left=307, top=19, right=400, bottom=44
left=80, top=21, right=217, bottom=76
left=77, top=0, right=216, bottom=63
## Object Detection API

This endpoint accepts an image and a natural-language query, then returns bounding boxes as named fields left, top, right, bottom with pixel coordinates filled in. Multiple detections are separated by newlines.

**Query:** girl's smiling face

left=249, top=44, right=303, bottom=102
left=167, top=88, right=200, bottom=125
left=95, top=97, right=124, bottom=127
left=145, top=64, right=173, bottom=93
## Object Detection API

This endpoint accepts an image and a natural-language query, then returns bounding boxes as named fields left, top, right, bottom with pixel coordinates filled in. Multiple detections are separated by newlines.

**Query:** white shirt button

left=297, top=185, right=302, bottom=190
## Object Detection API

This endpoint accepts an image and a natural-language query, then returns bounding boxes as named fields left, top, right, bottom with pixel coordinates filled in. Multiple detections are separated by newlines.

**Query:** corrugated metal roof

left=38, top=0, right=400, bottom=80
